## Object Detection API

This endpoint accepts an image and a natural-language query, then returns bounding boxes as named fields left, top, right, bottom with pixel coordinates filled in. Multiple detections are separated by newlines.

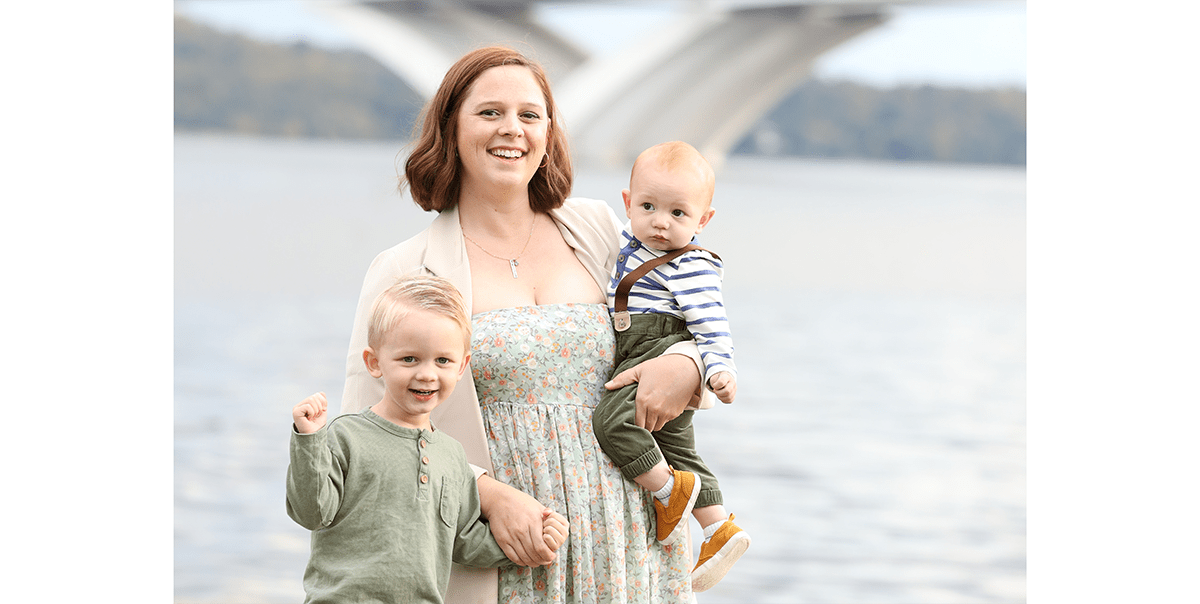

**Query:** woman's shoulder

left=554, top=197, right=621, bottom=233
left=364, top=215, right=441, bottom=273
left=550, top=197, right=622, bottom=281
left=559, top=196, right=614, bottom=218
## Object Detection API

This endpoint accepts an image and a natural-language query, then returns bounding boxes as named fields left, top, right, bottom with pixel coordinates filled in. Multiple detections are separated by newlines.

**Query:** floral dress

left=472, top=303, right=695, bottom=603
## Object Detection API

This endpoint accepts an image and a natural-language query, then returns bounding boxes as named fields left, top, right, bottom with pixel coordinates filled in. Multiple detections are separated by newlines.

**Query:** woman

left=341, top=46, right=710, bottom=603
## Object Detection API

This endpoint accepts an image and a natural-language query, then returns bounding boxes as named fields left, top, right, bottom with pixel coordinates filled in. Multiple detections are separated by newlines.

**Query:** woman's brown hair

left=401, top=46, right=573, bottom=213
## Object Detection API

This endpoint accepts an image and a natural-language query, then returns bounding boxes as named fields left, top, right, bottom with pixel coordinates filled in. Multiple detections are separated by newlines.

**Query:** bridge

left=303, top=0, right=944, bottom=168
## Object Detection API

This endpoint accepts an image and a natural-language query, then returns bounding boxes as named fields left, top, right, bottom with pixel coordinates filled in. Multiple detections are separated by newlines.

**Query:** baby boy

left=593, top=141, right=750, bottom=592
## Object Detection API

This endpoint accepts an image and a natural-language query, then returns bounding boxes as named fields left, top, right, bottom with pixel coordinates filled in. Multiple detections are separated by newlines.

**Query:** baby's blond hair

left=630, top=141, right=716, bottom=207
left=367, top=274, right=470, bottom=352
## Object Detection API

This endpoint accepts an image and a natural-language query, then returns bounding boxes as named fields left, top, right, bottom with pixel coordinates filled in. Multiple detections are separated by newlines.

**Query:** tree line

left=175, top=16, right=1025, bottom=165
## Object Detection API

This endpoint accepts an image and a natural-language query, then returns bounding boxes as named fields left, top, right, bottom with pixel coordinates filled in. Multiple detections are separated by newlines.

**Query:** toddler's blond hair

left=367, top=274, right=470, bottom=352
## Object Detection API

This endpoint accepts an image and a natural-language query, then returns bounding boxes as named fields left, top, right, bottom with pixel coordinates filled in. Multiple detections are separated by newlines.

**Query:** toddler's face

left=623, top=163, right=714, bottom=251
left=368, top=308, right=470, bottom=429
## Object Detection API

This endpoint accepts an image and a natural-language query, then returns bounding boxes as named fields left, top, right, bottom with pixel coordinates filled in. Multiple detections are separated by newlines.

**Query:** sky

left=174, top=0, right=1027, bottom=89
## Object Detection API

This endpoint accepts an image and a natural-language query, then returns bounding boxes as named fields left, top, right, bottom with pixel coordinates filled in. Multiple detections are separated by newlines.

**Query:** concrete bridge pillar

left=305, top=1, right=889, bottom=168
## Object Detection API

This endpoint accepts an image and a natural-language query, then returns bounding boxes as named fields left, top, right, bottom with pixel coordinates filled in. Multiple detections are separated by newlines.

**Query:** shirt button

left=422, top=456, right=430, bottom=465
left=630, top=241, right=639, bottom=248
left=617, top=254, right=625, bottom=262
left=420, top=474, right=429, bottom=484
left=419, top=440, right=427, bottom=448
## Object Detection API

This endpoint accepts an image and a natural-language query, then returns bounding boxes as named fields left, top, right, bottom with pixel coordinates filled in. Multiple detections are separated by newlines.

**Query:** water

left=174, top=133, right=1025, bottom=603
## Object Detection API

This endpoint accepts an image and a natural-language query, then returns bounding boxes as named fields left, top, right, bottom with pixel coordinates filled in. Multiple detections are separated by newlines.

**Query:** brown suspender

left=612, top=243, right=721, bottom=332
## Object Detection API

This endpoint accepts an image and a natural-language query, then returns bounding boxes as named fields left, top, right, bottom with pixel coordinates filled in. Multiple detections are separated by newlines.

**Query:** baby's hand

left=293, top=392, right=328, bottom=434
left=708, top=372, right=737, bottom=404
left=540, top=508, right=569, bottom=554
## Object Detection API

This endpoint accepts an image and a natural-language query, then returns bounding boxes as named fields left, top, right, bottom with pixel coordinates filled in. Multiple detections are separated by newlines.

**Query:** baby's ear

left=621, top=189, right=633, bottom=217
left=363, top=347, right=382, bottom=378
left=695, top=207, right=716, bottom=233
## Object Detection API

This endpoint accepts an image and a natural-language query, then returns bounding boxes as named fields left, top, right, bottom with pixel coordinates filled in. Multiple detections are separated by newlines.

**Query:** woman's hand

left=477, top=474, right=558, bottom=567
left=605, top=353, right=701, bottom=432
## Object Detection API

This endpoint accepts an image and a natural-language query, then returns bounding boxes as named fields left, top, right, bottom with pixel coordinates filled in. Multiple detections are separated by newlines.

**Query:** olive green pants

left=593, top=313, right=723, bottom=508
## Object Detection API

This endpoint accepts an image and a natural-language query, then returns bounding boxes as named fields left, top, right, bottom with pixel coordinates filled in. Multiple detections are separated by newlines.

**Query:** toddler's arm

left=541, top=509, right=569, bottom=552
left=286, top=392, right=344, bottom=530
left=292, top=392, right=328, bottom=433
left=707, top=371, right=737, bottom=404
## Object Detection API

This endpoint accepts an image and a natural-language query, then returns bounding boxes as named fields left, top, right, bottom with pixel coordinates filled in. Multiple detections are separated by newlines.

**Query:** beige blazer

left=340, top=197, right=710, bottom=603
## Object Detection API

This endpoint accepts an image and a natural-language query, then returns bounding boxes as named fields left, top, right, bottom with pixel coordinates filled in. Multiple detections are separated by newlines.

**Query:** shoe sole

left=690, top=531, right=751, bottom=593
left=659, top=474, right=702, bottom=545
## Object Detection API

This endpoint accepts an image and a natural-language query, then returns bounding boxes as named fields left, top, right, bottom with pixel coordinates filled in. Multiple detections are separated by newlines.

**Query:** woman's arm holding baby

left=605, top=354, right=703, bottom=432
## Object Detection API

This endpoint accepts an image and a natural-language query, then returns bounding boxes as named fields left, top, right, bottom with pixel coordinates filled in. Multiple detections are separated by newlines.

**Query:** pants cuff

left=618, top=447, right=663, bottom=481
left=695, top=488, right=723, bottom=509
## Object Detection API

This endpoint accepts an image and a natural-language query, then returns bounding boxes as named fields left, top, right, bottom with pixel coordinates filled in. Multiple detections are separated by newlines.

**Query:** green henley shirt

left=287, top=409, right=509, bottom=603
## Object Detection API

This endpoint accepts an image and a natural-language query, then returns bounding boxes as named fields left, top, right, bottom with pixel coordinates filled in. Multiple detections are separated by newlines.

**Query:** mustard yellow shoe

left=690, top=514, right=750, bottom=592
left=652, top=468, right=701, bottom=544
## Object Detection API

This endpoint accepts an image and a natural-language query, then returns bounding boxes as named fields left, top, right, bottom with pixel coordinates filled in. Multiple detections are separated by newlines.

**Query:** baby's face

left=623, top=163, right=714, bottom=251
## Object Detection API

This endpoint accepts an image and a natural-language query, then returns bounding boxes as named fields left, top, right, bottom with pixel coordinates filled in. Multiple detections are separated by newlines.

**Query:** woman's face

left=455, top=65, right=550, bottom=200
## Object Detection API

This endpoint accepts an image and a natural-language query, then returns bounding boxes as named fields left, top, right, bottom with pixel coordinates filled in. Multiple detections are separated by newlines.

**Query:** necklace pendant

left=509, top=259, right=519, bottom=279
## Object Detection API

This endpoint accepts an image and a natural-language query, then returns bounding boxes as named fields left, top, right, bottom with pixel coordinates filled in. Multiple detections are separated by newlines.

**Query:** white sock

left=653, top=473, right=675, bottom=503
left=702, top=519, right=725, bottom=543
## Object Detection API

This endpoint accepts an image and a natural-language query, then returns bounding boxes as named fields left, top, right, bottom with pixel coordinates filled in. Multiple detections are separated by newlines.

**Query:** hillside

left=174, top=16, right=422, bottom=139
left=740, top=80, right=1026, bottom=164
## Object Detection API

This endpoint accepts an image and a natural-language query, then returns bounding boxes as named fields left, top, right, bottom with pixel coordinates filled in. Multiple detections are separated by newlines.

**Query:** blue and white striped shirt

left=606, top=224, right=736, bottom=383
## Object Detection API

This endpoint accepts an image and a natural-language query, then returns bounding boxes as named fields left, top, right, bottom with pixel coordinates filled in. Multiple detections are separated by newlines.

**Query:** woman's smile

left=489, top=147, right=526, bottom=160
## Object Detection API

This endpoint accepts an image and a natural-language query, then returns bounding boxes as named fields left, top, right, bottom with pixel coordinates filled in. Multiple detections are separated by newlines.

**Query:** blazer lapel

left=420, top=206, right=473, bottom=312
left=418, top=206, right=493, bottom=473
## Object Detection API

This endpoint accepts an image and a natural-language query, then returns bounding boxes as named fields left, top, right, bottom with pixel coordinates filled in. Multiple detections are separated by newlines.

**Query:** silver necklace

left=462, top=216, right=537, bottom=279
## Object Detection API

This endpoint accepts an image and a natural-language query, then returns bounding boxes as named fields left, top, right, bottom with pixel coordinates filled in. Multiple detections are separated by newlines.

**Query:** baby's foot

left=691, top=514, right=750, bottom=592
left=652, top=468, right=700, bottom=544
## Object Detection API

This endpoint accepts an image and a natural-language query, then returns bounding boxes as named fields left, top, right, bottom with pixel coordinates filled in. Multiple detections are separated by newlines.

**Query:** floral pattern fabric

left=472, top=303, right=695, bottom=604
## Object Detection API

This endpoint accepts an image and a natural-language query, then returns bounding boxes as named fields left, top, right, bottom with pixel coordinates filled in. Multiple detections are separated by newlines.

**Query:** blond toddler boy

left=286, top=275, right=568, bottom=603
